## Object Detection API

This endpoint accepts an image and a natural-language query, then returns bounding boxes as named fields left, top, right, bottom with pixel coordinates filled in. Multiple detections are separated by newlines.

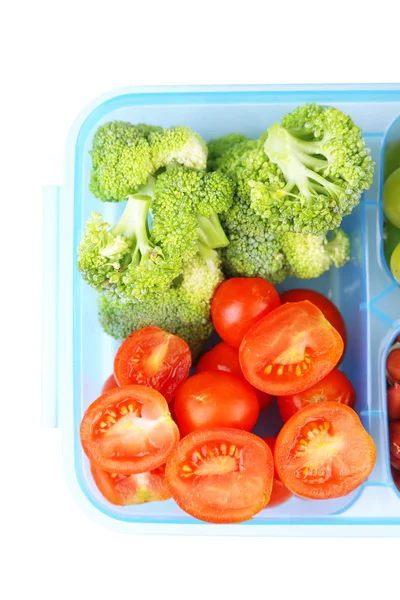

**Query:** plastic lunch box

left=42, top=84, right=400, bottom=536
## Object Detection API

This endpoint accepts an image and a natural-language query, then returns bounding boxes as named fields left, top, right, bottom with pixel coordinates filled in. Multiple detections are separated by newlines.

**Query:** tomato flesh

left=389, top=420, right=400, bottom=459
left=277, top=369, right=355, bottom=422
left=274, top=402, right=376, bottom=499
left=280, top=288, right=347, bottom=355
left=166, top=427, right=274, bottom=523
left=114, top=326, right=191, bottom=402
left=80, top=385, right=180, bottom=475
left=262, top=437, right=293, bottom=508
left=174, top=371, right=259, bottom=436
left=387, top=349, right=400, bottom=385
left=211, top=277, right=280, bottom=348
left=239, top=301, right=344, bottom=396
left=196, top=342, right=273, bottom=411
left=91, top=463, right=171, bottom=505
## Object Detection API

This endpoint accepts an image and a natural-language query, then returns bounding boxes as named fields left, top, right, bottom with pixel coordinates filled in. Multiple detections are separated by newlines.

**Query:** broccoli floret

left=98, top=253, right=224, bottom=359
left=250, top=104, right=374, bottom=234
left=151, top=166, right=235, bottom=261
left=220, top=194, right=291, bottom=283
left=207, top=133, right=251, bottom=170
left=149, top=126, right=208, bottom=171
left=281, top=229, right=350, bottom=279
left=89, top=121, right=208, bottom=202
left=78, top=177, right=182, bottom=299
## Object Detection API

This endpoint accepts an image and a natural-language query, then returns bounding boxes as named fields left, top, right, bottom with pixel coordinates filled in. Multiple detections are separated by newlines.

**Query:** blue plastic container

left=42, top=84, right=400, bottom=536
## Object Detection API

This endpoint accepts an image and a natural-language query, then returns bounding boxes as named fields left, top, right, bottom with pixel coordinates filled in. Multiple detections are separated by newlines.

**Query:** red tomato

left=262, top=437, right=293, bottom=508
left=165, top=427, right=274, bottom=523
left=101, top=374, right=118, bottom=393
left=211, top=277, right=280, bottom=348
left=196, top=342, right=273, bottom=411
left=91, top=463, right=170, bottom=505
left=280, top=289, right=347, bottom=353
left=277, top=369, right=355, bottom=422
left=388, top=384, right=400, bottom=420
left=390, top=453, right=400, bottom=471
left=80, top=385, right=180, bottom=475
left=174, top=371, right=259, bottom=436
left=392, top=466, right=400, bottom=491
left=239, top=301, right=344, bottom=396
left=389, top=420, right=400, bottom=459
left=114, top=326, right=191, bottom=402
left=387, top=349, right=400, bottom=385
left=274, top=402, right=376, bottom=499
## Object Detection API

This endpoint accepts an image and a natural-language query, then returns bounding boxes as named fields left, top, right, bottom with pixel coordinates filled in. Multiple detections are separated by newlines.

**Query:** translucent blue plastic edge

left=51, top=84, right=400, bottom=536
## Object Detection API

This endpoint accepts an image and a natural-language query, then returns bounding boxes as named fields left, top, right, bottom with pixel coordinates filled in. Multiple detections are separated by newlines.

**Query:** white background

left=2, top=1, right=400, bottom=598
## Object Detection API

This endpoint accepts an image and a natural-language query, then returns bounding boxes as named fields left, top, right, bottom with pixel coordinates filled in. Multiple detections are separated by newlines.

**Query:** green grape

left=390, top=242, right=400, bottom=283
left=384, top=167, right=400, bottom=228
left=385, top=139, right=400, bottom=181
left=384, top=219, right=400, bottom=265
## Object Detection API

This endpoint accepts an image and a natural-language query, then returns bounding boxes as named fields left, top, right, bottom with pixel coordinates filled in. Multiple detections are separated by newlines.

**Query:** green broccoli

left=207, top=133, right=251, bottom=170
left=280, top=229, right=350, bottom=279
left=250, top=104, right=374, bottom=234
left=151, top=166, right=235, bottom=261
left=98, top=252, right=224, bottom=359
left=149, top=126, right=208, bottom=171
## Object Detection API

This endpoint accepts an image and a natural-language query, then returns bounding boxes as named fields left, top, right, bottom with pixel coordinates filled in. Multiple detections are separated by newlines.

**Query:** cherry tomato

left=387, top=384, right=400, bottom=420
left=102, top=374, right=118, bottom=393
left=114, top=326, right=191, bottom=402
left=274, top=402, right=376, bottom=499
left=262, top=437, right=293, bottom=508
left=165, top=427, right=274, bottom=523
left=239, top=301, right=344, bottom=396
left=90, top=463, right=170, bottom=505
left=387, top=349, right=400, bottom=385
left=80, top=385, right=180, bottom=475
left=277, top=369, right=355, bottom=422
left=280, top=289, right=347, bottom=354
left=196, top=342, right=273, bottom=410
left=390, top=453, right=400, bottom=471
left=389, top=420, right=400, bottom=459
left=392, top=466, right=400, bottom=491
left=174, top=371, right=259, bottom=436
left=211, top=277, right=280, bottom=348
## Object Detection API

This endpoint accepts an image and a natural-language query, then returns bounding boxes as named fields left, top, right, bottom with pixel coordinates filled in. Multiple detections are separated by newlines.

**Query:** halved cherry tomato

left=390, top=453, right=400, bottom=471
left=80, top=385, right=180, bottom=475
left=174, top=371, right=259, bottom=436
left=196, top=342, right=273, bottom=410
left=392, top=466, right=400, bottom=491
left=239, top=301, right=344, bottom=396
left=262, top=437, right=293, bottom=508
left=277, top=369, right=355, bottom=422
left=387, top=349, right=400, bottom=385
left=211, top=278, right=280, bottom=348
left=91, top=463, right=171, bottom=505
left=280, top=289, right=347, bottom=354
left=165, top=427, right=274, bottom=523
left=387, top=384, right=400, bottom=420
left=274, top=402, right=376, bottom=499
left=389, top=420, right=400, bottom=459
left=102, top=374, right=118, bottom=393
left=114, top=326, right=191, bottom=402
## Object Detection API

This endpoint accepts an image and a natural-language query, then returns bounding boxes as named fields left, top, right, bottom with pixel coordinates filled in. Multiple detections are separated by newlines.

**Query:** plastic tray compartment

left=42, top=85, right=400, bottom=536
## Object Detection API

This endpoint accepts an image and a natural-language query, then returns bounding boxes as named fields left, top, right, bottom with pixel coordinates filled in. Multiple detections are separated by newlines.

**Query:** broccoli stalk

left=196, top=213, right=230, bottom=249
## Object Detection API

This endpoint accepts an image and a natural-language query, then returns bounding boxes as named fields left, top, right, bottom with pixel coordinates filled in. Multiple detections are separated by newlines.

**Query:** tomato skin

left=165, top=427, right=274, bottom=523
left=211, top=278, right=280, bottom=348
left=196, top=342, right=273, bottom=411
left=274, top=402, right=376, bottom=500
left=389, top=420, right=400, bottom=459
left=387, top=349, right=400, bottom=385
left=392, top=466, right=400, bottom=491
left=262, top=437, right=293, bottom=508
left=277, top=369, right=355, bottom=422
left=80, top=385, right=180, bottom=475
left=390, top=453, right=400, bottom=471
left=280, top=289, right=347, bottom=354
left=114, top=326, right=192, bottom=402
left=387, top=384, right=400, bottom=420
left=239, top=301, right=344, bottom=397
left=101, top=374, right=118, bottom=393
left=90, top=463, right=171, bottom=505
left=174, top=371, right=259, bottom=436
